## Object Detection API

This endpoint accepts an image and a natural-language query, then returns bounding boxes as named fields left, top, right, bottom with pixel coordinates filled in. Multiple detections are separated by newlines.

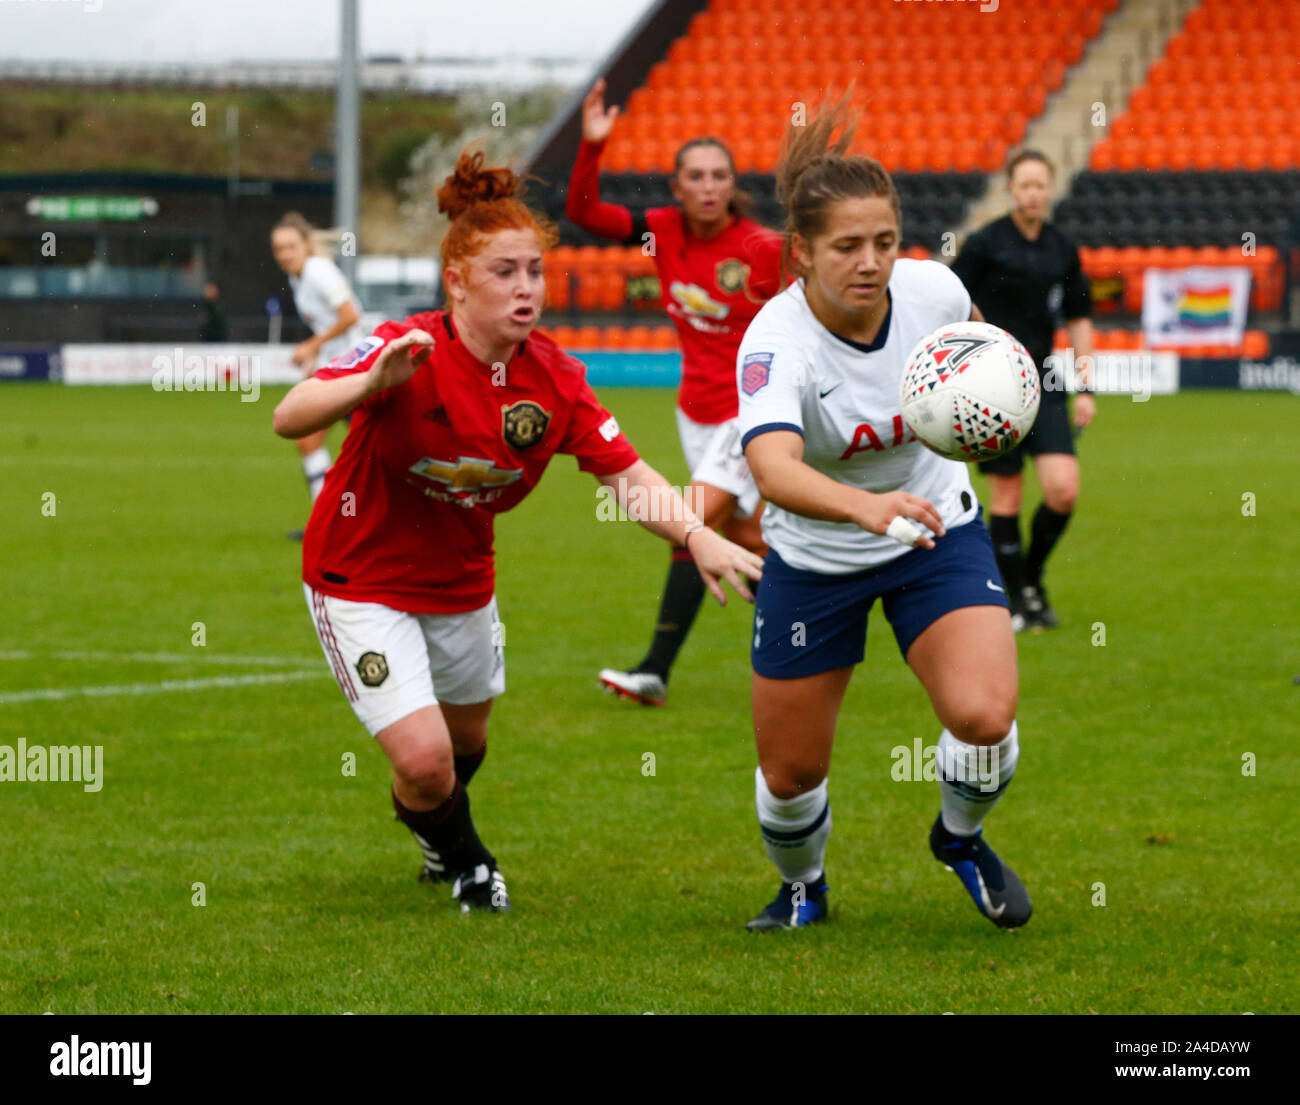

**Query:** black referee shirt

left=950, top=214, right=1091, bottom=374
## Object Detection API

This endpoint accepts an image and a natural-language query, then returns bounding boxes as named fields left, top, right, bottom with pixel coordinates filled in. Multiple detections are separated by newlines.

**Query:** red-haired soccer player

left=567, top=78, right=784, bottom=706
left=274, top=147, right=762, bottom=912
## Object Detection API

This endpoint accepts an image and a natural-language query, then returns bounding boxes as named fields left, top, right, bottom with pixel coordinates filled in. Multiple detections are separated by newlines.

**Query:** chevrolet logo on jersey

left=669, top=280, right=729, bottom=319
left=409, top=456, right=523, bottom=493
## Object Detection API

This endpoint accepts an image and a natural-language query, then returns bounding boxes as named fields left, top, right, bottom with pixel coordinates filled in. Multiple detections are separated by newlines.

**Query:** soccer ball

left=899, top=321, right=1041, bottom=462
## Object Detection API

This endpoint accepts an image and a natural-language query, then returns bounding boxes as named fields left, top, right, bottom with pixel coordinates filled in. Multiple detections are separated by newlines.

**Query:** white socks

left=301, top=447, right=331, bottom=502
left=937, top=722, right=1019, bottom=837
left=754, top=767, right=831, bottom=885
left=753, top=724, right=1018, bottom=880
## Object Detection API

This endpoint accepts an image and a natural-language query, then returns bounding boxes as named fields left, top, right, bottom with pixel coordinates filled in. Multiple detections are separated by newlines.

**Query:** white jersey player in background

left=271, top=212, right=365, bottom=539
left=737, top=97, right=1031, bottom=932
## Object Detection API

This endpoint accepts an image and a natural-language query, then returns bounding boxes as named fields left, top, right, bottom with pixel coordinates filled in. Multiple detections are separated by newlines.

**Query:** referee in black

left=951, top=149, right=1095, bottom=632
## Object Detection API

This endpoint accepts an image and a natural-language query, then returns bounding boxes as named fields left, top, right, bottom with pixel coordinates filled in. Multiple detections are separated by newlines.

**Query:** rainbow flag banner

left=1142, top=266, right=1252, bottom=347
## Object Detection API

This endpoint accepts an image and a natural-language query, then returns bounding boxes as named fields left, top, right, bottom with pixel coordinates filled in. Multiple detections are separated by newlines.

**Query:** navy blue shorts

left=751, top=517, right=1009, bottom=679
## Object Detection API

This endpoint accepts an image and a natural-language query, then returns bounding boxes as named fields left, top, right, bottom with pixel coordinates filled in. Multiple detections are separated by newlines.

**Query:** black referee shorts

left=977, top=395, right=1076, bottom=476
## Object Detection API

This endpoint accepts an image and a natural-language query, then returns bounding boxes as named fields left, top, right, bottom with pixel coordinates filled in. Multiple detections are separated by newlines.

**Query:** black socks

left=989, top=513, right=1026, bottom=596
left=392, top=781, right=493, bottom=875
left=636, top=548, right=706, bottom=681
left=454, top=743, right=486, bottom=786
left=1024, top=504, right=1071, bottom=588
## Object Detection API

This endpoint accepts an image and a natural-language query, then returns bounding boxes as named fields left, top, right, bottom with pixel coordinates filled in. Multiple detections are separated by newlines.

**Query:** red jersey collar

left=441, top=311, right=527, bottom=365
left=682, top=211, right=740, bottom=244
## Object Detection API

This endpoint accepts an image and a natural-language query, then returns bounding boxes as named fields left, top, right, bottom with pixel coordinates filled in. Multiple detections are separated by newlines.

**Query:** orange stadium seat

left=600, top=0, right=1115, bottom=174
left=1091, top=0, right=1300, bottom=171
left=1242, top=331, right=1270, bottom=359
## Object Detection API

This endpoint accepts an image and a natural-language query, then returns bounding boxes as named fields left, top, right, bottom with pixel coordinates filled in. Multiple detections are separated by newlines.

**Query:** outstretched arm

left=565, top=78, right=643, bottom=243
left=272, top=329, right=434, bottom=439
left=596, top=459, right=764, bottom=604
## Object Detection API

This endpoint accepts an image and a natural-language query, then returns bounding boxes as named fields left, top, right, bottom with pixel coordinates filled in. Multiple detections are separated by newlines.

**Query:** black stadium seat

left=1054, top=169, right=1298, bottom=250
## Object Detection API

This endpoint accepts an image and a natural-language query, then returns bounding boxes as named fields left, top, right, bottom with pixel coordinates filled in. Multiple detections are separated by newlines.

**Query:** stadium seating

left=1052, top=326, right=1269, bottom=359
left=1078, top=244, right=1285, bottom=313
left=605, top=0, right=1116, bottom=175
left=1049, top=0, right=1297, bottom=338
left=1056, top=172, right=1299, bottom=253
left=535, top=0, right=1293, bottom=347
left=545, top=322, right=679, bottom=351
left=1090, top=0, right=1300, bottom=172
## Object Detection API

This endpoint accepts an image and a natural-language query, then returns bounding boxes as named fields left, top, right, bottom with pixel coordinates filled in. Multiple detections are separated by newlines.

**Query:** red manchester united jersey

left=644, top=206, right=783, bottom=424
left=565, top=139, right=784, bottom=424
left=302, top=310, right=640, bottom=614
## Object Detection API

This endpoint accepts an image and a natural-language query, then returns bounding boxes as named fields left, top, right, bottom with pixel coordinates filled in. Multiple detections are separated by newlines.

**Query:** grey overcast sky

left=1, top=0, right=652, bottom=62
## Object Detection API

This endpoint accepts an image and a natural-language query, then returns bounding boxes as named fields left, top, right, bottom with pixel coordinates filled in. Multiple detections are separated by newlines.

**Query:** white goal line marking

left=0, top=650, right=320, bottom=666
left=0, top=670, right=329, bottom=706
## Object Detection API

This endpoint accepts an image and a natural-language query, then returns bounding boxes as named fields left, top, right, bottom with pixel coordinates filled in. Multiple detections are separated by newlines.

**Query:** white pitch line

left=0, top=669, right=329, bottom=705
left=0, top=456, right=289, bottom=468
left=0, top=650, right=320, bottom=666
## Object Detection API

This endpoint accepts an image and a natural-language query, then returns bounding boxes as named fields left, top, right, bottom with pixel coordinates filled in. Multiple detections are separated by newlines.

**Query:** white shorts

left=304, top=584, right=505, bottom=737
left=675, top=409, right=761, bottom=519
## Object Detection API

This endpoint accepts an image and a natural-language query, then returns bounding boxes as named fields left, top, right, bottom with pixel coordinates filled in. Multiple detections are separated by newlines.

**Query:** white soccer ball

left=899, top=321, right=1041, bottom=462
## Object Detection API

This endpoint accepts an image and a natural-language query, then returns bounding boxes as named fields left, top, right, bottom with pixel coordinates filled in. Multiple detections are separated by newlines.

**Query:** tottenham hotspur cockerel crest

left=501, top=400, right=551, bottom=450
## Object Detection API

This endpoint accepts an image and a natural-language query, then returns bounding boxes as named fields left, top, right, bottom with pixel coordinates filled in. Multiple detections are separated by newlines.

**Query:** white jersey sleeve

left=736, top=313, right=812, bottom=450
left=307, top=256, right=355, bottom=311
left=928, top=258, right=973, bottom=324
left=292, top=255, right=365, bottom=364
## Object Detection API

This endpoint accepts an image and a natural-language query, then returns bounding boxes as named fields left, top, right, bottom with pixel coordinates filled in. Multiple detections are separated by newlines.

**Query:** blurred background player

left=566, top=77, right=784, bottom=707
left=270, top=211, right=365, bottom=540
left=737, top=98, right=1029, bottom=932
left=272, top=147, right=762, bottom=912
left=951, top=150, right=1095, bottom=632
left=199, top=279, right=228, bottom=343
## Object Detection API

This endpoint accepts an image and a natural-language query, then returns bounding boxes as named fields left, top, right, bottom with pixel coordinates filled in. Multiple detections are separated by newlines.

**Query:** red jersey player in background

left=273, top=146, right=762, bottom=912
left=566, top=78, right=784, bottom=707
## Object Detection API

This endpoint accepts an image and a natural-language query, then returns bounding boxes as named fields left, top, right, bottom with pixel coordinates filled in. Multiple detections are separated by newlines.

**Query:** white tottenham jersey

left=290, top=255, right=365, bottom=363
left=737, top=259, right=976, bottom=574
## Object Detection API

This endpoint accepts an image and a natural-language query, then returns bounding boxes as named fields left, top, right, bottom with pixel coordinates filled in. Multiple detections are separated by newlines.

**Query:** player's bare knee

left=950, top=704, right=1016, bottom=747
left=763, top=764, right=827, bottom=799
left=1044, top=485, right=1077, bottom=513
left=393, top=748, right=454, bottom=802
left=989, top=488, right=1020, bottom=515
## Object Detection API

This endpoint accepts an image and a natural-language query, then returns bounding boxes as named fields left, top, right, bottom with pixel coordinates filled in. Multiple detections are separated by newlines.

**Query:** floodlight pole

left=335, top=0, right=360, bottom=284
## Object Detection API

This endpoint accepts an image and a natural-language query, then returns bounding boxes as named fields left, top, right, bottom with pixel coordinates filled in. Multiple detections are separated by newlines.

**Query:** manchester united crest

left=716, top=258, right=750, bottom=295
left=501, top=400, right=551, bottom=451
left=356, top=651, right=389, bottom=687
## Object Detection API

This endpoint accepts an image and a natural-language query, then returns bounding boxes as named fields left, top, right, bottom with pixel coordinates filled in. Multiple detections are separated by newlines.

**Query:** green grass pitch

left=1, top=383, right=1296, bottom=1013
